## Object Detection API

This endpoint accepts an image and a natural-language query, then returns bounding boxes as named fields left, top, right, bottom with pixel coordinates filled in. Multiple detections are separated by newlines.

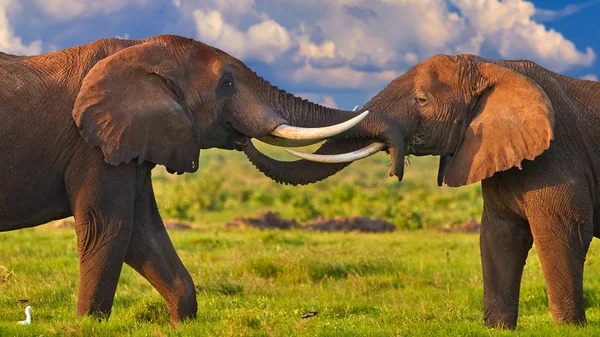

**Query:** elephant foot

left=484, top=311, right=517, bottom=330
left=550, top=307, right=586, bottom=326
left=167, top=282, right=198, bottom=326
left=77, top=306, right=112, bottom=321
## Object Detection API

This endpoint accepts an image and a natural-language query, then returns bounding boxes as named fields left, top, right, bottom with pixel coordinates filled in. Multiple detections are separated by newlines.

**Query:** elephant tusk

left=284, top=141, right=386, bottom=163
left=269, top=110, right=369, bottom=140
left=255, top=136, right=323, bottom=148
left=257, top=106, right=365, bottom=147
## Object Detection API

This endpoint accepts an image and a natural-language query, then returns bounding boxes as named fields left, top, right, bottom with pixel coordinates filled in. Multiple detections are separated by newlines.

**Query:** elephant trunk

left=240, top=82, right=371, bottom=185
left=241, top=138, right=372, bottom=185
left=274, top=88, right=360, bottom=130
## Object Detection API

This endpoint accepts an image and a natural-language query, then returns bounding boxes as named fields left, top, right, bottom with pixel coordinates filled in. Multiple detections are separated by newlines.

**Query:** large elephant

left=0, top=34, right=365, bottom=324
left=254, top=54, right=600, bottom=328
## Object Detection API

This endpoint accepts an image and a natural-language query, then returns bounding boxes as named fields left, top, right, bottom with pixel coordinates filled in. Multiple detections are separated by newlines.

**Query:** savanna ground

left=2, top=142, right=600, bottom=336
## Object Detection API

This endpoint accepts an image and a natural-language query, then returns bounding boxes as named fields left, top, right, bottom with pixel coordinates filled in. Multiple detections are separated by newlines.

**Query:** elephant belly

left=0, top=127, right=75, bottom=231
left=0, top=100, right=80, bottom=231
left=0, top=174, right=72, bottom=231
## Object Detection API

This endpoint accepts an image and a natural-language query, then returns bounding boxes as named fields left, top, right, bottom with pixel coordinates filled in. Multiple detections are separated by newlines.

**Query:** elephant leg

left=124, top=172, right=197, bottom=325
left=480, top=207, right=532, bottom=329
left=529, top=214, right=593, bottom=325
left=68, top=163, right=137, bottom=318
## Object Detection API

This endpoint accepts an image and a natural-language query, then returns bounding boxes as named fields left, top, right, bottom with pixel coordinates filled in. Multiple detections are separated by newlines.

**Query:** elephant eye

left=221, top=79, right=233, bottom=88
left=415, top=96, right=428, bottom=107
left=217, top=72, right=236, bottom=98
left=219, top=73, right=235, bottom=91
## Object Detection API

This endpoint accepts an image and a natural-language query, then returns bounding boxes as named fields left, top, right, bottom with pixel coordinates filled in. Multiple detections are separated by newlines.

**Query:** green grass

left=2, top=143, right=600, bottom=336
left=3, top=229, right=600, bottom=336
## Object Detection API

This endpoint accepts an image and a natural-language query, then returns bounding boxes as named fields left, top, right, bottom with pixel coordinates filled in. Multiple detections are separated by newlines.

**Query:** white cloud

left=291, top=64, right=400, bottom=90
left=176, top=0, right=595, bottom=90
left=534, top=1, right=598, bottom=22
left=321, top=95, right=337, bottom=109
left=581, top=74, right=598, bottom=81
left=0, top=1, right=41, bottom=55
left=452, top=0, right=595, bottom=72
left=33, top=0, right=151, bottom=21
left=193, top=9, right=291, bottom=64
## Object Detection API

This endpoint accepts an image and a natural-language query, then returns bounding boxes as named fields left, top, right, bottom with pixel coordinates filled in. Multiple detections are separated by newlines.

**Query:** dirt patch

left=227, top=212, right=395, bottom=233
left=306, top=216, right=396, bottom=233
left=227, top=212, right=300, bottom=230
left=437, top=218, right=481, bottom=233
left=163, top=220, right=193, bottom=231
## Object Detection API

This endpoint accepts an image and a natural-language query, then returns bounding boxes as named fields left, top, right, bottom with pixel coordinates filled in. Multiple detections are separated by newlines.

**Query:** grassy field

left=2, top=142, right=600, bottom=336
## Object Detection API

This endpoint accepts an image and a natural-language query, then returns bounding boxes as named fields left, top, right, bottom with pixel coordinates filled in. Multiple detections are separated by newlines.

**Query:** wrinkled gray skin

left=251, top=54, right=600, bottom=328
left=0, top=35, right=361, bottom=324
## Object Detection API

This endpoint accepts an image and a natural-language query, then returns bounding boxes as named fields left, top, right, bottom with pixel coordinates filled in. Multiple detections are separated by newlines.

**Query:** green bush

left=152, top=147, right=483, bottom=230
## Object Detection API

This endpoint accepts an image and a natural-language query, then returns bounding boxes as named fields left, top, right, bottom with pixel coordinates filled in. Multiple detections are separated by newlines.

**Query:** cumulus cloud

left=33, top=0, right=152, bottom=21
left=452, top=0, right=595, bottom=72
left=176, top=0, right=595, bottom=93
left=0, top=1, right=41, bottom=55
left=290, top=64, right=400, bottom=90
left=193, top=9, right=291, bottom=64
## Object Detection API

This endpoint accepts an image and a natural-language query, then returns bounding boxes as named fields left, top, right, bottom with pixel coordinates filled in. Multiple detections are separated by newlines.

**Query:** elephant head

left=71, top=35, right=366, bottom=175
left=280, top=54, right=555, bottom=187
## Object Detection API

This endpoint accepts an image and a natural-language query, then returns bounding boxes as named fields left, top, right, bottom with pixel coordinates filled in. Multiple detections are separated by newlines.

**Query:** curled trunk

left=242, top=138, right=372, bottom=185
left=240, top=82, right=371, bottom=185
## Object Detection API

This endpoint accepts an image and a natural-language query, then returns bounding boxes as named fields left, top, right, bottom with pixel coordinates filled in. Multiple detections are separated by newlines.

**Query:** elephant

left=249, top=53, right=600, bottom=328
left=0, top=34, right=367, bottom=324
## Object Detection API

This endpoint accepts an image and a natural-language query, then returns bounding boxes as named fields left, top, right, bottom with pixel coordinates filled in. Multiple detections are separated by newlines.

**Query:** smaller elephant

left=0, top=35, right=366, bottom=324
left=262, top=54, right=600, bottom=328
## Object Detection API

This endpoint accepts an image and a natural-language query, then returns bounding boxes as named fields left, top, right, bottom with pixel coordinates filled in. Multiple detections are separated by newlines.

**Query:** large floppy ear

left=72, top=42, right=200, bottom=173
left=443, top=62, right=554, bottom=187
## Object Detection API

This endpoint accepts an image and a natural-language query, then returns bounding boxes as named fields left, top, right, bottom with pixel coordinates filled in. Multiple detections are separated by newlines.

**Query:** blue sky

left=3, top=0, right=600, bottom=110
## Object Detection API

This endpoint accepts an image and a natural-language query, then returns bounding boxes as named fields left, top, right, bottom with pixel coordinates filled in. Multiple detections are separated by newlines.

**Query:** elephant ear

left=72, top=42, right=200, bottom=173
left=443, top=62, right=554, bottom=187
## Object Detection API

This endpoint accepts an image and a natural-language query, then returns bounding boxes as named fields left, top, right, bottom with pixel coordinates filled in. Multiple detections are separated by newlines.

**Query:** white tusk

left=270, top=110, right=369, bottom=140
left=285, top=141, right=386, bottom=163
left=256, top=136, right=323, bottom=148
left=352, top=105, right=359, bottom=112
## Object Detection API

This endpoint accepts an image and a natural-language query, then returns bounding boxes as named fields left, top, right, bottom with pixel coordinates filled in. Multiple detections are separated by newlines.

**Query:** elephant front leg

left=76, top=220, right=133, bottom=318
left=529, top=215, right=593, bottom=325
left=69, top=164, right=138, bottom=319
left=480, top=208, right=532, bottom=329
left=124, top=174, right=197, bottom=325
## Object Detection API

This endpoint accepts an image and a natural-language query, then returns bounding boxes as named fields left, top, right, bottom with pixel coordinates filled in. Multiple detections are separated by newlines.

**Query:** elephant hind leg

left=124, top=172, right=197, bottom=325
left=529, top=216, right=593, bottom=325
left=527, top=186, right=594, bottom=325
